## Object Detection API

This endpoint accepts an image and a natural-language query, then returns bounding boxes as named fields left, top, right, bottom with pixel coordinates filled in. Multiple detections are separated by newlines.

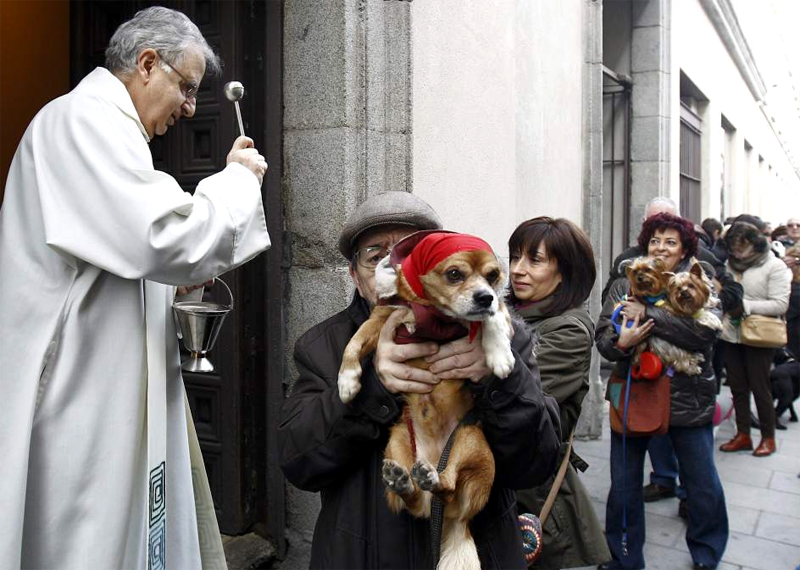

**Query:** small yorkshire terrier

left=625, top=257, right=670, bottom=301
left=649, top=260, right=721, bottom=375
left=624, top=257, right=720, bottom=376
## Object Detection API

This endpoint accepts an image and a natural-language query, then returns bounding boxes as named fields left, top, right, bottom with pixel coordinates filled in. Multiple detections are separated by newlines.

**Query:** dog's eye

left=446, top=269, right=464, bottom=283
left=486, top=270, right=500, bottom=284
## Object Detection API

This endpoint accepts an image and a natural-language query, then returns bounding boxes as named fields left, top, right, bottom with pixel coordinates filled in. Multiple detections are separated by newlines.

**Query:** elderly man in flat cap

left=278, top=191, right=560, bottom=570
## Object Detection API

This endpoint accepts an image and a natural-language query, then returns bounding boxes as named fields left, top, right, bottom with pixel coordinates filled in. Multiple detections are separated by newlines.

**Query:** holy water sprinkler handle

left=223, top=81, right=246, bottom=137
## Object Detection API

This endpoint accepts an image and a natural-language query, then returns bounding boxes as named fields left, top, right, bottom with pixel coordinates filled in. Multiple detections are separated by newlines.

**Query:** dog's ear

left=625, top=263, right=635, bottom=279
left=663, top=271, right=675, bottom=279
left=374, top=256, right=398, bottom=299
left=690, top=259, right=703, bottom=278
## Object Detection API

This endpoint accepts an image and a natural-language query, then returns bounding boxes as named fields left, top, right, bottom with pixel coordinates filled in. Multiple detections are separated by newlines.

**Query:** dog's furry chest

left=403, top=378, right=474, bottom=464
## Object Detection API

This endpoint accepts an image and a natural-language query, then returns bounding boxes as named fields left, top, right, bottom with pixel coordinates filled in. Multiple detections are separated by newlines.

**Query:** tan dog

left=648, top=259, right=721, bottom=375
left=337, top=231, right=514, bottom=570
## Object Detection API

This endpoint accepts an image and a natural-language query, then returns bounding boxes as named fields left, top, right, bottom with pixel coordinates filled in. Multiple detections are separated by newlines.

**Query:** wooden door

left=70, top=1, right=284, bottom=546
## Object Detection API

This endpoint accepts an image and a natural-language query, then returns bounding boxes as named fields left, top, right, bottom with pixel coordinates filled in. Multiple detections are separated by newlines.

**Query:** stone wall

left=281, top=0, right=412, bottom=566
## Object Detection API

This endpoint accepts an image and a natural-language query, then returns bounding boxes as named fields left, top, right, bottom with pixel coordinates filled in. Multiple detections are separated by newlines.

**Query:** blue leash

left=621, top=364, right=633, bottom=557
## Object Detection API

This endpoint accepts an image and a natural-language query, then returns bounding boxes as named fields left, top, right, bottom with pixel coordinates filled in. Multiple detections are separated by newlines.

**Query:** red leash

left=403, top=406, right=417, bottom=459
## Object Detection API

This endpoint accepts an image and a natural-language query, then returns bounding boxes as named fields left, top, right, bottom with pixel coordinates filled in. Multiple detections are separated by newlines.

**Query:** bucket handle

left=214, top=277, right=234, bottom=310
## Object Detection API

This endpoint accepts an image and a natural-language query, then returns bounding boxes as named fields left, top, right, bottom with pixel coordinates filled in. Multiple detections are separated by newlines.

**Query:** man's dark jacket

left=278, top=294, right=562, bottom=570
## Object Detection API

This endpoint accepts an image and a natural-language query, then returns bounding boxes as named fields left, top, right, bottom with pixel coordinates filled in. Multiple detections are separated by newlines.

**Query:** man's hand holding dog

left=375, top=310, right=440, bottom=395
left=426, top=333, right=491, bottom=384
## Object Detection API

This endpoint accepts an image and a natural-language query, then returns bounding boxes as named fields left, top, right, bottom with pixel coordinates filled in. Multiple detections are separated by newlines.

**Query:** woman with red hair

left=595, top=213, right=728, bottom=570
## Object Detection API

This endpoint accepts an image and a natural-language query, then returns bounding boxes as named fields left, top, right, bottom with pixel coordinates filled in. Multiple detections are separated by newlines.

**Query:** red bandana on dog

left=387, top=231, right=495, bottom=343
left=399, top=232, right=494, bottom=300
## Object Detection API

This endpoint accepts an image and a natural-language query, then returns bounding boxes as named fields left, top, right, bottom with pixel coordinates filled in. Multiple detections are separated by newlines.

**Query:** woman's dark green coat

left=514, top=300, right=611, bottom=570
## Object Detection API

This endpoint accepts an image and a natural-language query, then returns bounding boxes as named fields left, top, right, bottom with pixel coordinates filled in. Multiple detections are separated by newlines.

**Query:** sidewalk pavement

left=571, top=385, right=800, bottom=570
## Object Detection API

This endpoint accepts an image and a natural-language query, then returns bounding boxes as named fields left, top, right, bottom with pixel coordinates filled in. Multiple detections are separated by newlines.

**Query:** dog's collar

left=642, top=293, right=666, bottom=306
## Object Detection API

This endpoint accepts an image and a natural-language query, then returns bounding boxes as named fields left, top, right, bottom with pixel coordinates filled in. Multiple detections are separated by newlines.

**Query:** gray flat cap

left=338, top=192, right=442, bottom=259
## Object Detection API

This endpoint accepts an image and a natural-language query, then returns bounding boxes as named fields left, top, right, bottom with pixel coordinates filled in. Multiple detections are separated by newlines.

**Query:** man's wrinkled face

left=787, top=217, right=800, bottom=242
left=140, top=48, right=205, bottom=138
left=349, top=226, right=416, bottom=307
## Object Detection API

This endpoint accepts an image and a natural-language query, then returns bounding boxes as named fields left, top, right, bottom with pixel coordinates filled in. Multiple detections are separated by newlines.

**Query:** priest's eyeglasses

left=354, top=245, right=392, bottom=270
left=157, top=52, right=199, bottom=100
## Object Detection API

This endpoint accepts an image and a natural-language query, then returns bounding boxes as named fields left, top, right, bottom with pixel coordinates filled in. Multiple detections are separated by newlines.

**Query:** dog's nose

left=473, top=291, right=494, bottom=309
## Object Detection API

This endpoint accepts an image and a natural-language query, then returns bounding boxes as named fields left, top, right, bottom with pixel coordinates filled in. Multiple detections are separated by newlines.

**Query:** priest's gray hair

left=105, top=6, right=221, bottom=78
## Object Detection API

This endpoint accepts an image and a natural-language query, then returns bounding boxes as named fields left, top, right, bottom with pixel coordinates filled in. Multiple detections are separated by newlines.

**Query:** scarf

left=727, top=249, right=771, bottom=274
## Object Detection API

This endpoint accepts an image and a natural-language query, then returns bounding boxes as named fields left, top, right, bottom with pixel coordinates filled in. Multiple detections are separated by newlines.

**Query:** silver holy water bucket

left=173, top=278, right=233, bottom=373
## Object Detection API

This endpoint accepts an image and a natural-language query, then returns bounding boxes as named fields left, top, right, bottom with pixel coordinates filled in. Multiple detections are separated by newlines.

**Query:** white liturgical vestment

left=0, top=68, right=270, bottom=569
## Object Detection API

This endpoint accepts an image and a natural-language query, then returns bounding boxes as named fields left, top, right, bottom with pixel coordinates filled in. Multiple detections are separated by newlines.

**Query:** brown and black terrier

left=625, top=257, right=720, bottom=376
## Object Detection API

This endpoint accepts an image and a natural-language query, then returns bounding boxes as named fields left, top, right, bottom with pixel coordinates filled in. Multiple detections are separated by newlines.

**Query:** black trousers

left=723, top=341, right=776, bottom=438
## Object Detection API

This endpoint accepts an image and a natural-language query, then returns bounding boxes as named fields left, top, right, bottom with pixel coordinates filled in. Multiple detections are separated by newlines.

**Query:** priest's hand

left=227, top=136, right=268, bottom=185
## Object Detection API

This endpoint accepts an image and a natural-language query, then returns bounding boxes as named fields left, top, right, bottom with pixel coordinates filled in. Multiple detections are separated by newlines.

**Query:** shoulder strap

left=561, top=309, right=592, bottom=339
left=539, top=430, right=574, bottom=525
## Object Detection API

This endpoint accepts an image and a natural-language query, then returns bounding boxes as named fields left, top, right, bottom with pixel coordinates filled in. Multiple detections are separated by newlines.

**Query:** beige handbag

left=740, top=314, right=787, bottom=348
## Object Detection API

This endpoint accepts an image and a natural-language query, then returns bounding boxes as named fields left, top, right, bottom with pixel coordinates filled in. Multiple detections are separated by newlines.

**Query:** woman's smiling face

left=647, top=228, right=684, bottom=272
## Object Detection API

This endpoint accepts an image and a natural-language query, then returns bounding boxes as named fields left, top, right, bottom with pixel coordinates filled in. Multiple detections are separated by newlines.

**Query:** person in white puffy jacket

left=719, top=221, right=791, bottom=458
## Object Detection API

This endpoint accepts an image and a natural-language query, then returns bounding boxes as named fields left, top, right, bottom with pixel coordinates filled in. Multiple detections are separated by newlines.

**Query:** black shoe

left=679, top=498, right=688, bottom=519
left=693, top=564, right=716, bottom=569
left=643, top=482, right=676, bottom=502
left=776, top=419, right=788, bottom=431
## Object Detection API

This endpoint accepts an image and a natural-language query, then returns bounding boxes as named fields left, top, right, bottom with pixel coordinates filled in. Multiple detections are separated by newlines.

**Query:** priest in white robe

left=0, top=7, right=270, bottom=570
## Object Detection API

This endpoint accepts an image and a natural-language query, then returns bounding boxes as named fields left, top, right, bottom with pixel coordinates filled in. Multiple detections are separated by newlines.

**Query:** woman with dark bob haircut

left=508, top=217, right=611, bottom=570
left=507, top=217, right=596, bottom=314
left=718, top=221, right=792, bottom=457
left=595, top=212, right=728, bottom=570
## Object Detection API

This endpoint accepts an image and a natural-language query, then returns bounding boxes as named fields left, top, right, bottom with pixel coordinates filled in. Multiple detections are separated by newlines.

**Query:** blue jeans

left=648, top=434, right=686, bottom=499
left=605, top=425, right=728, bottom=569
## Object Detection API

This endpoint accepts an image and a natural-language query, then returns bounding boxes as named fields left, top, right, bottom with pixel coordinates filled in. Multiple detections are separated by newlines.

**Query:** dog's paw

left=382, top=459, right=413, bottom=494
left=338, top=367, right=362, bottom=403
left=486, top=344, right=515, bottom=379
left=411, top=460, right=440, bottom=492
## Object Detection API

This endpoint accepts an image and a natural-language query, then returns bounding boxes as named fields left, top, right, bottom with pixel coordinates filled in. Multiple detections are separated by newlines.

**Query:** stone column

left=577, top=0, right=606, bottom=440
left=281, top=1, right=412, bottom=567
left=629, top=0, right=672, bottom=239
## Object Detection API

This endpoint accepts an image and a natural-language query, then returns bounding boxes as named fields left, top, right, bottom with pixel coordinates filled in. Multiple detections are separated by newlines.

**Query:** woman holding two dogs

left=508, top=217, right=611, bottom=570
left=595, top=213, right=728, bottom=570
